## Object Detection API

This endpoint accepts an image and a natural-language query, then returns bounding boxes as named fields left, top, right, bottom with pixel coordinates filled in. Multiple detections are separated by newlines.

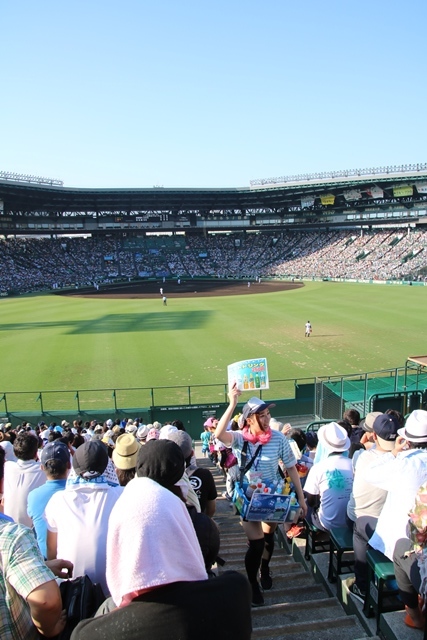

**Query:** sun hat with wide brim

left=398, top=410, right=427, bottom=444
left=318, top=422, right=350, bottom=453
left=112, top=433, right=141, bottom=470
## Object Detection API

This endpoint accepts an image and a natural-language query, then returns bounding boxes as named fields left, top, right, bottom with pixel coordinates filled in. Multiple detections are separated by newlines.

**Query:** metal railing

left=0, top=377, right=316, bottom=415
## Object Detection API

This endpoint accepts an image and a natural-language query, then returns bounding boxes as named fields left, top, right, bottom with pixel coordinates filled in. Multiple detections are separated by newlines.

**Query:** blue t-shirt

left=27, top=479, right=67, bottom=558
left=0, top=512, right=14, bottom=523
left=200, top=432, right=211, bottom=447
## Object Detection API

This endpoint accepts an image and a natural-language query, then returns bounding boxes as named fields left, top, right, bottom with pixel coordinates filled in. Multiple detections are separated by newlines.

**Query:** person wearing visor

left=215, top=384, right=307, bottom=607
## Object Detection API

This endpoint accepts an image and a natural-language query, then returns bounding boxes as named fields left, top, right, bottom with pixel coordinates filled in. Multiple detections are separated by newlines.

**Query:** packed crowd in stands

left=2, top=398, right=427, bottom=636
left=1, top=228, right=427, bottom=293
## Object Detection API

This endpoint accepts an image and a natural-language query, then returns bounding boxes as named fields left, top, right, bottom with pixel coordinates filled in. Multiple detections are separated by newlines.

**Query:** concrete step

left=251, top=596, right=347, bottom=627
left=257, top=583, right=326, bottom=605
left=252, top=614, right=368, bottom=639
left=380, top=611, right=424, bottom=640
left=218, top=562, right=310, bottom=578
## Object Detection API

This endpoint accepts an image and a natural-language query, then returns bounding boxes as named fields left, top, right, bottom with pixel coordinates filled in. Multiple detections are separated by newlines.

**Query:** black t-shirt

left=71, top=572, right=251, bottom=640
left=188, top=467, right=217, bottom=513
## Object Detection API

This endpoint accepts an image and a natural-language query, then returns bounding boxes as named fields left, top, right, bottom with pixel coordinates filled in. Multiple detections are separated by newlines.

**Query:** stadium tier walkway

left=196, top=442, right=421, bottom=640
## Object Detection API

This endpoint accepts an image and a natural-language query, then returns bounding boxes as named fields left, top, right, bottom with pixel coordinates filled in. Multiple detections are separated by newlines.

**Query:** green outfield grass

left=0, top=281, right=424, bottom=409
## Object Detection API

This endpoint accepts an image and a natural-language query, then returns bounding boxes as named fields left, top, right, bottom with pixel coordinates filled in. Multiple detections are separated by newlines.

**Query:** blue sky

left=2, top=1, right=426, bottom=189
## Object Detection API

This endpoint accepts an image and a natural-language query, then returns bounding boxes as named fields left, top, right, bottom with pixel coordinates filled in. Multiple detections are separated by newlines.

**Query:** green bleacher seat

left=304, top=518, right=330, bottom=560
left=327, top=526, right=354, bottom=584
left=364, top=548, right=403, bottom=634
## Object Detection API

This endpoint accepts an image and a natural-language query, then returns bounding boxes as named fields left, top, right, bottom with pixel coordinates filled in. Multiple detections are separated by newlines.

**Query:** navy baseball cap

left=41, top=441, right=70, bottom=466
left=373, top=414, right=399, bottom=450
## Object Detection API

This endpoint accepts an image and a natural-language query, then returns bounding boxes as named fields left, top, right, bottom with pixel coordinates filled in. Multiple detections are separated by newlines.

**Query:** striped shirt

left=228, top=429, right=297, bottom=486
left=0, top=520, right=56, bottom=640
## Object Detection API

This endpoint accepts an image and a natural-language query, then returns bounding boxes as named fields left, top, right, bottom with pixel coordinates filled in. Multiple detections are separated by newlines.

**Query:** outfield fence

left=2, top=362, right=427, bottom=438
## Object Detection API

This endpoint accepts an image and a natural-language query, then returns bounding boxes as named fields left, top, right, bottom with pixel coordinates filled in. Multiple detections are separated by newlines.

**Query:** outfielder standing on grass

left=215, top=384, right=307, bottom=607
left=305, top=320, right=312, bottom=337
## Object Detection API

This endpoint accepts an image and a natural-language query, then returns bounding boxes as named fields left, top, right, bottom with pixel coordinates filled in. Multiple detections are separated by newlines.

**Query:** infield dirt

left=59, top=278, right=304, bottom=299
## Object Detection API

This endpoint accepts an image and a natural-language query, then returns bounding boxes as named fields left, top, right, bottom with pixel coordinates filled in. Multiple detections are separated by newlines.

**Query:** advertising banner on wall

left=367, top=186, right=384, bottom=198
left=393, top=185, right=413, bottom=197
left=301, top=195, right=315, bottom=208
left=320, top=194, right=335, bottom=206
left=343, top=189, right=362, bottom=201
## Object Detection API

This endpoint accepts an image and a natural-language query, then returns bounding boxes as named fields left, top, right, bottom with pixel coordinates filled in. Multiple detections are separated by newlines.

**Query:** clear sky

left=2, top=0, right=426, bottom=189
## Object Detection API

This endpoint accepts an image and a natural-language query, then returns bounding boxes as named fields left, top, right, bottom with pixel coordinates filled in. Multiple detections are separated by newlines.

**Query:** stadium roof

left=1, top=163, right=427, bottom=214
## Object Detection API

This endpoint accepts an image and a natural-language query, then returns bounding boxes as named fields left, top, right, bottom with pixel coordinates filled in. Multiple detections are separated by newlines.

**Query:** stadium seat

left=303, top=518, right=330, bottom=560
left=327, top=526, right=354, bottom=584
left=363, top=548, right=403, bottom=633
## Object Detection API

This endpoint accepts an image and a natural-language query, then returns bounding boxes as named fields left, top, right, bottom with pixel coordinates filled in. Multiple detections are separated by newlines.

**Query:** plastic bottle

left=249, top=373, right=255, bottom=389
left=246, top=483, right=257, bottom=498
left=288, top=492, right=299, bottom=523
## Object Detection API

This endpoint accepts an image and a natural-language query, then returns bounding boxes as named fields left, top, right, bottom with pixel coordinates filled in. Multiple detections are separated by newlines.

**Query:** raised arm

left=215, top=384, right=241, bottom=447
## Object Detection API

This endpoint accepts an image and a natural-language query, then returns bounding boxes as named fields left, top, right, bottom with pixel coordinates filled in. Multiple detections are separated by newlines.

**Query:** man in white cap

left=350, top=409, right=427, bottom=602
left=304, top=422, right=353, bottom=532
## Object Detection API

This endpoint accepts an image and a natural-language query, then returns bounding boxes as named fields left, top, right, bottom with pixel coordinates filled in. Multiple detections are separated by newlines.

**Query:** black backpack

left=59, top=575, right=106, bottom=640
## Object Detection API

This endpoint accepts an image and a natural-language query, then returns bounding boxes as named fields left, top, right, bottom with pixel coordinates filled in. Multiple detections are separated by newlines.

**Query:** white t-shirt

left=3, top=459, right=46, bottom=526
left=0, top=440, right=17, bottom=463
left=364, top=448, right=427, bottom=560
left=45, top=483, right=123, bottom=595
left=347, top=447, right=389, bottom=521
left=304, top=453, right=353, bottom=530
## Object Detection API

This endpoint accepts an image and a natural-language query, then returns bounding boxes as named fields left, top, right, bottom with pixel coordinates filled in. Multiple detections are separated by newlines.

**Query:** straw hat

left=112, top=433, right=140, bottom=470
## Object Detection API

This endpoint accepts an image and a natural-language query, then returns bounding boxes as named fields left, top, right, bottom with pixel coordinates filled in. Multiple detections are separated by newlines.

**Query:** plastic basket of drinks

left=232, top=481, right=299, bottom=522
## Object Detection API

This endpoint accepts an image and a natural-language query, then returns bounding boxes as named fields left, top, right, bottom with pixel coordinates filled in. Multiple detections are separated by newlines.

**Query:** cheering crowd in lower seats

left=2, top=404, right=427, bottom=637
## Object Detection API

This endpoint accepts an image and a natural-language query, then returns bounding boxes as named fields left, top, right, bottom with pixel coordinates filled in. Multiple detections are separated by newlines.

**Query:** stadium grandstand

left=1, top=163, right=427, bottom=293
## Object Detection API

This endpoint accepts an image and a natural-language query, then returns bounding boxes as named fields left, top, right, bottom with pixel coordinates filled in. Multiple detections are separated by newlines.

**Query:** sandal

left=404, top=613, right=425, bottom=630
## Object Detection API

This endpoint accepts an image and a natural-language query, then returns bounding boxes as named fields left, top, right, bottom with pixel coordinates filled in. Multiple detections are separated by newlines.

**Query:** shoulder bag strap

left=239, top=440, right=262, bottom=485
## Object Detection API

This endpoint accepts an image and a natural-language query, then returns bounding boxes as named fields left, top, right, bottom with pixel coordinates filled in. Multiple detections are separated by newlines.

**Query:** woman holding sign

left=215, top=385, right=307, bottom=607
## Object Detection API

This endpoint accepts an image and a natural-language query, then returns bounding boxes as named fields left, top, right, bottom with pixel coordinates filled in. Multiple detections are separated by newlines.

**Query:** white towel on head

left=107, top=476, right=207, bottom=607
